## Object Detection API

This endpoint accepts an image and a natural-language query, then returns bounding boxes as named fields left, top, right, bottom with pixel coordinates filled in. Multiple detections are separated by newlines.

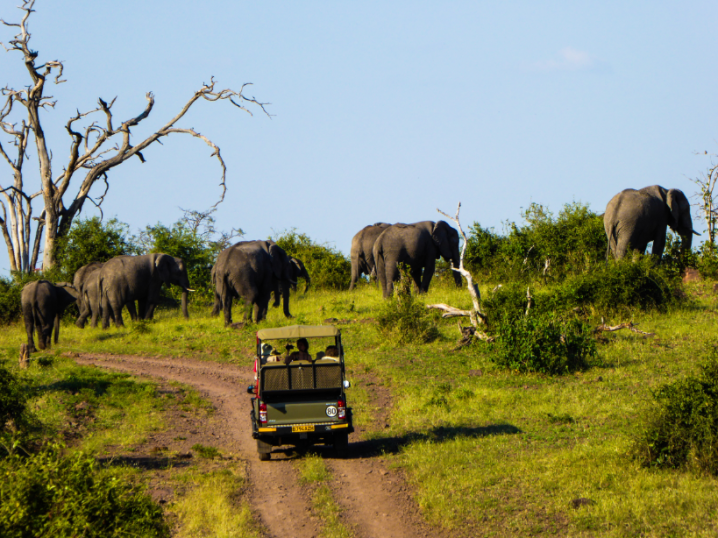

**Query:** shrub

left=465, top=202, right=606, bottom=282
left=0, top=447, right=169, bottom=537
left=0, top=276, right=23, bottom=326
left=376, top=266, right=439, bottom=345
left=52, top=217, right=138, bottom=282
left=0, top=365, right=28, bottom=442
left=272, top=230, right=351, bottom=290
left=635, top=350, right=718, bottom=474
left=490, top=312, right=596, bottom=375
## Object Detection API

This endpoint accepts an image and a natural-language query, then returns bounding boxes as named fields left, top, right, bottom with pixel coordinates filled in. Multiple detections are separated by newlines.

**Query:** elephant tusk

left=185, top=288, right=196, bottom=292
left=692, top=230, right=701, bottom=236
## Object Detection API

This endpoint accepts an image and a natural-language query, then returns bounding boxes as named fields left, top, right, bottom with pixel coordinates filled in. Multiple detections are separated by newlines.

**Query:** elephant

left=100, top=253, right=192, bottom=328
left=349, top=222, right=391, bottom=290
left=272, top=256, right=311, bottom=311
left=373, top=220, right=463, bottom=298
left=22, top=280, right=78, bottom=353
left=604, top=185, right=699, bottom=259
left=73, top=262, right=116, bottom=328
left=212, top=241, right=287, bottom=325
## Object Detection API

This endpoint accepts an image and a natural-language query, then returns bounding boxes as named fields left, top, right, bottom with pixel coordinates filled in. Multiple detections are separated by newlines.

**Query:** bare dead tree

left=0, top=1, right=268, bottom=272
left=427, top=203, right=494, bottom=347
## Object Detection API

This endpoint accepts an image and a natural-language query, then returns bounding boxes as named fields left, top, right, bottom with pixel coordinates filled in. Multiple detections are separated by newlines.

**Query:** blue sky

left=2, top=1, right=718, bottom=274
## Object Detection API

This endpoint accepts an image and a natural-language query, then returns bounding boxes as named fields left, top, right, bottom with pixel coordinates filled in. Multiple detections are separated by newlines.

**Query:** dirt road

left=75, top=353, right=445, bottom=538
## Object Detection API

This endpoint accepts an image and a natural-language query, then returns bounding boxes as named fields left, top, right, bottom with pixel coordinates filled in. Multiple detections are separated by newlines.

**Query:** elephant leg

left=53, top=313, right=60, bottom=344
left=383, top=261, right=400, bottom=298
left=91, top=306, right=100, bottom=329
left=349, top=261, right=359, bottom=290
left=651, top=234, right=667, bottom=258
left=410, top=265, right=423, bottom=292
left=281, top=283, right=293, bottom=319
left=126, top=300, right=138, bottom=321
left=211, top=292, right=221, bottom=317
left=107, top=297, right=125, bottom=328
left=272, top=280, right=281, bottom=308
left=420, top=257, right=436, bottom=293
left=76, top=299, right=90, bottom=328
left=23, top=304, right=37, bottom=353
left=223, top=294, right=234, bottom=327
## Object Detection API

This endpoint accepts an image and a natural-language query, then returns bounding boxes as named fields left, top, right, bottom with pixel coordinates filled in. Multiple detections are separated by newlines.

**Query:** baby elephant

left=22, top=280, right=79, bottom=353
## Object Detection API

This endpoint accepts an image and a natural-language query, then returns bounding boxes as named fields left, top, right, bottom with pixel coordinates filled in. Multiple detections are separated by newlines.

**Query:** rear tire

left=259, top=452, right=271, bottom=461
left=334, top=432, right=349, bottom=456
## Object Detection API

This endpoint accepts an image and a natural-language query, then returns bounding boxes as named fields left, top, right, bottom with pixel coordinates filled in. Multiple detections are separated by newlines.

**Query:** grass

left=3, top=277, right=718, bottom=535
left=169, top=466, right=259, bottom=538
left=295, top=453, right=354, bottom=538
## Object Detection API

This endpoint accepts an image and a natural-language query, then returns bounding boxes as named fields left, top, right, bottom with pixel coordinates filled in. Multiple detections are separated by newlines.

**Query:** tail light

left=337, top=398, right=346, bottom=420
left=259, top=402, right=267, bottom=425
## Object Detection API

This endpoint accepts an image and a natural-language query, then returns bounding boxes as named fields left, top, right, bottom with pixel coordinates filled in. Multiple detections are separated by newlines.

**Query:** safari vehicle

left=250, top=325, right=353, bottom=461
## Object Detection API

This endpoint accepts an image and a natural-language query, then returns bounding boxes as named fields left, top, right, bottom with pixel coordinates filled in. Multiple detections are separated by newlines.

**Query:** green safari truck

left=250, top=325, right=354, bottom=460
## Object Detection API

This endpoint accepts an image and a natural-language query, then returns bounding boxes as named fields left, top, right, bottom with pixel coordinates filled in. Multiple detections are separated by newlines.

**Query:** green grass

left=3, top=278, right=718, bottom=536
left=169, top=467, right=259, bottom=538
left=295, top=454, right=354, bottom=538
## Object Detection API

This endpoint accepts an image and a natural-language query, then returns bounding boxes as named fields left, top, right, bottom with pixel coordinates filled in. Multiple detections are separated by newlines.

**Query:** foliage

left=635, top=348, right=718, bottom=474
left=0, top=447, right=169, bottom=538
left=272, top=230, right=351, bottom=290
left=376, top=266, right=439, bottom=345
left=464, top=202, right=606, bottom=282
left=690, top=155, right=718, bottom=254
left=52, top=217, right=138, bottom=282
left=137, top=210, right=237, bottom=304
left=490, top=312, right=596, bottom=374
left=0, top=364, right=29, bottom=451
left=191, top=443, right=221, bottom=459
left=484, top=256, right=680, bottom=324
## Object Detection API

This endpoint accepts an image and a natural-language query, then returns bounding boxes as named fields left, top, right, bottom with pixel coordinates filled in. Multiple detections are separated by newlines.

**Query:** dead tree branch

left=595, top=320, right=655, bottom=337
left=0, top=3, right=269, bottom=271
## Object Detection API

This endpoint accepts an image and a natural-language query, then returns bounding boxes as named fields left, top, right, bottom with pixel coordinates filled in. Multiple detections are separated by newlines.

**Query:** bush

left=52, top=217, right=138, bottom=282
left=0, top=365, right=28, bottom=441
left=0, top=447, right=169, bottom=537
left=376, top=266, right=439, bottom=345
left=635, top=349, right=718, bottom=474
left=138, top=221, right=218, bottom=304
left=483, top=256, right=681, bottom=324
left=490, top=313, right=596, bottom=375
left=465, top=202, right=606, bottom=282
left=272, top=230, right=351, bottom=290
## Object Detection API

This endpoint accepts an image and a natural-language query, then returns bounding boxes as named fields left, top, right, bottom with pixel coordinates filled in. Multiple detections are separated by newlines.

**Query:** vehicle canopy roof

left=256, top=325, right=340, bottom=340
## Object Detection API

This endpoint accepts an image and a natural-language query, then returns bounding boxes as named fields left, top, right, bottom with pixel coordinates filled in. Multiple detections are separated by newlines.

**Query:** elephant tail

left=606, top=222, right=618, bottom=261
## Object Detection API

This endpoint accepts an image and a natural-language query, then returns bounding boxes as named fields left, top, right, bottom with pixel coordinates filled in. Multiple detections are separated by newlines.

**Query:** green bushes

left=273, top=230, right=351, bottom=290
left=52, top=217, right=138, bottom=282
left=0, top=447, right=169, bottom=538
left=464, top=202, right=607, bottom=282
left=0, top=365, right=28, bottom=450
left=376, top=267, right=439, bottom=345
left=489, top=313, right=596, bottom=374
left=636, top=350, right=718, bottom=475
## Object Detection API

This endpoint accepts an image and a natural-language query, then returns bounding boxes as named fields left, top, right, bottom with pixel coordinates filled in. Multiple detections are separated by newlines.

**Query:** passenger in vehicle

left=285, top=338, right=312, bottom=364
left=325, top=345, right=339, bottom=358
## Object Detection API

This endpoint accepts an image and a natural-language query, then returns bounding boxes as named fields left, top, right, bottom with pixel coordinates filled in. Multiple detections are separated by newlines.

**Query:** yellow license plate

left=292, top=424, right=315, bottom=433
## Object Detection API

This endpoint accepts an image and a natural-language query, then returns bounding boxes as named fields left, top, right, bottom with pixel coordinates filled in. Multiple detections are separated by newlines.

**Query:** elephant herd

left=21, top=185, right=697, bottom=352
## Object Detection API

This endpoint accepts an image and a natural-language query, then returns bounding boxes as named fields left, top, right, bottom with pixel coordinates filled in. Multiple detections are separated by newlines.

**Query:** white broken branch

left=595, top=320, right=655, bottom=337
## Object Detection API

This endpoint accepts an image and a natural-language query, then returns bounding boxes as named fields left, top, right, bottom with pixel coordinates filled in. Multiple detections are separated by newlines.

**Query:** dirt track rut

left=75, top=353, right=444, bottom=538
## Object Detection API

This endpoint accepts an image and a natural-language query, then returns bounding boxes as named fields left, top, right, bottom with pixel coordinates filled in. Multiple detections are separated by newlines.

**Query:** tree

left=691, top=154, right=718, bottom=254
left=0, top=1, right=268, bottom=273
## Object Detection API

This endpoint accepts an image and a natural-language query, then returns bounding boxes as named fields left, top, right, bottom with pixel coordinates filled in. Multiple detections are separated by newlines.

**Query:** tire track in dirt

left=75, top=353, right=319, bottom=538
left=74, top=353, right=449, bottom=538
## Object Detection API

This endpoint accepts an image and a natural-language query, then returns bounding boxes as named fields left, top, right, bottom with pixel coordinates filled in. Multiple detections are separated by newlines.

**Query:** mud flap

left=257, top=438, right=272, bottom=454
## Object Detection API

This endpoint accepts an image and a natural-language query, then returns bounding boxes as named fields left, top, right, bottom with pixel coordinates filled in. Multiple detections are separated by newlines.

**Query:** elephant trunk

left=181, top=289, right=189, bottom=319
left=303, top=271, right=311, bottom=293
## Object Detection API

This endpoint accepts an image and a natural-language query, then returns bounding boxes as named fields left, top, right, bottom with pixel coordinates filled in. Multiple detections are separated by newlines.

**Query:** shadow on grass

left=98, top=454, right=194, bottom=471
left=286, top=423, right=521, bottom=460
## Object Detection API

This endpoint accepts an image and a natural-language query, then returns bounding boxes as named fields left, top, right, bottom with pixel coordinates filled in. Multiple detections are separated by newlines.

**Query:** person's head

left=297, top=338, right=309, bottom=352
left=325, top=345, right=339, bottom=357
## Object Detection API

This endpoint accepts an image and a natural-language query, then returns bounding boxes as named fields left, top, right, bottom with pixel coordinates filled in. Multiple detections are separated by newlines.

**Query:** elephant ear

left=154, top=254, right=172, bottom=282
left=268, top=244, right=286, bottom=280
left=431, top=221, right=449, bottom=259
left=666, top=189, right=690, bottom=230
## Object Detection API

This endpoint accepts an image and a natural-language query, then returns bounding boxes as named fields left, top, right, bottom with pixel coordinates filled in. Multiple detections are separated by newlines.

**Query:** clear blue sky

left=2, top=1, right=718, bottom=274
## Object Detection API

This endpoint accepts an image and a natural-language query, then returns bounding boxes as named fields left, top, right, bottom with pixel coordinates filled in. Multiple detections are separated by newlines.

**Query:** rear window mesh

left=261, top=364, right=342, bottom=391
left=263, top=367, right=290, bottom=391
left=315, top=365, right=342, bottom=388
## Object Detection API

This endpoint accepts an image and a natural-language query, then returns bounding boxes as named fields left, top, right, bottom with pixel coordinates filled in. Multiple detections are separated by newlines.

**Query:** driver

left=285, top=338, right=312, bottom=364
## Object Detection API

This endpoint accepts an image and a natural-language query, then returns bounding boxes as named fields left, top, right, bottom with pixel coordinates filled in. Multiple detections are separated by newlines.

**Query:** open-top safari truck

left=250, top=325, right=354, bottom=460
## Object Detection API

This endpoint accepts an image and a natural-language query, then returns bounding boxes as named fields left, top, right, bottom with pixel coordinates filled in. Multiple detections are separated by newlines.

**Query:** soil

left=75, top=353, right=451, bottom=538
